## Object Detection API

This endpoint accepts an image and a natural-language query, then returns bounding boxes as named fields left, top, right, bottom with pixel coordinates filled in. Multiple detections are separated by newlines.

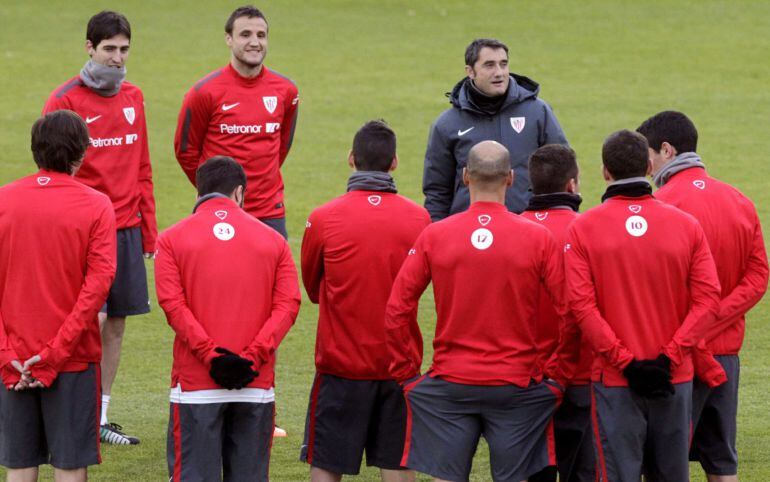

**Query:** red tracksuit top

left=655, top=167, right=768, bottom=355
left=522, top=208, right=593, bottom=385
left=155, top=197, right=301, bottom=391
left=386, top=201, right=567, bottom=386
left=0, top=170, right=116, bottom=387
left=43, top=78, right=157, bottom=253
left=302, top=190, right=430, bottom=380
left=174, top=64, right=299, bottom=219
left=565, top=194, right=722, bottom=386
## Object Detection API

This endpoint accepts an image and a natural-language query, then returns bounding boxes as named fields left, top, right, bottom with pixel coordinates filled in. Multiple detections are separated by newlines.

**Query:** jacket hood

left=447, top=73, right=540, bottom=113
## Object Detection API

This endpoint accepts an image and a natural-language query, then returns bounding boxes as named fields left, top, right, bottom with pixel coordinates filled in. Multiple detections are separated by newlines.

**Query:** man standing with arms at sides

left=155, top=156, right=301, bottom=482
left=522, top=144, right=595, bottom=482
left=0, top=111, right=116, bottom=482
left=300, top=121, right=429, bottom=482
left=422, top=38, right=568, bottom=222
left=175, top=5, right=299, bottom=240
left=43, top=10, right=157, bottom=445
left=386, top=141, right=566, bottom=482
left=565, top=130, right=722, bottom=481
left=637, top=111, right=768, bottom=482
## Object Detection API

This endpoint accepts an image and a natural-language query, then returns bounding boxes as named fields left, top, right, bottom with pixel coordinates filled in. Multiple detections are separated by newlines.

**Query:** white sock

left=101, top=395, right=110, bottom=426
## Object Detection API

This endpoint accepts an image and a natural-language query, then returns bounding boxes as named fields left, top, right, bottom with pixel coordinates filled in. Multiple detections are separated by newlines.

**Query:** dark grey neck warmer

left=80, top=60, right=126, bottom=97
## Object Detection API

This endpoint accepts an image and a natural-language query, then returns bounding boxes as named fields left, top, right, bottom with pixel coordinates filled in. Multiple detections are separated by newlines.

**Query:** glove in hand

left=623, top=354, right=675, bottom=398
left=209, top=347, right=259, bottom=390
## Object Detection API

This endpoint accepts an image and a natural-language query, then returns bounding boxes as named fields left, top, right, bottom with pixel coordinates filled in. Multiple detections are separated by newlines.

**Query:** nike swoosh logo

left=222, top=102, right=240, bottom=111
left=86, top=115, right=102, bottom=124
left=458, top=127, right=475, bottom=136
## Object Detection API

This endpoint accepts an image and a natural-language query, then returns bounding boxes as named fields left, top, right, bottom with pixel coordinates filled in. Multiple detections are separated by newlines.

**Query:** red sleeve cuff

left=1, top=364, right=21, bottom=389
left=30, top=362, right=58, bottom=388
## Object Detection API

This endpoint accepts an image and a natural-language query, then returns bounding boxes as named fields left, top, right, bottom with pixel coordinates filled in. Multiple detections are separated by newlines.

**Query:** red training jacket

left=155, top=197, right=301, bottom=391
left=302, top=190, right=430, bottom=380
left=655, top=167, right=768, bottom=355
left=565, top=194, right=722, bottom=387
left=386, top=201, right=567, bottom=386
left=522, top=208, right=593, bottom=386
left=43, top=78, right=157, bottom=253
left=0, top=170, right=116, bottom=387
left=174, top=64, right=299, bottom=219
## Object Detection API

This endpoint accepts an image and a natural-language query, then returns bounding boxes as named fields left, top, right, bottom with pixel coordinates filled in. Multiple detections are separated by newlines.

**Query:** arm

left=241, top=242, right=302, bottom=366
left=278, top=84, right=299, bottom=166
left=661, top=226, right=722, bottom=366
left=0, top=312, right=22, bottom=387
left=707, top=216, right=768, bottom=341
left=565, top=228, right=634, bottom=370
left=173, top=87, right=212, bottom=186
left=42, top=91, right=71, bottom=115
left=385, top=235, right=430, bottom=382
left=154, top=235, right=218, bottom=365
left=422, top=122, right=456, bottom=222
left=33, top=203, right=117, bottom=386
left=137, top=95, right=158, bottom=254
left=539, top=101, right=568, bottom=146
left=300, top=210, right=323, bottom=304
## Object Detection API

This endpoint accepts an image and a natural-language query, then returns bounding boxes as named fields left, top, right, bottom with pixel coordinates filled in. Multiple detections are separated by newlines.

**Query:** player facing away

left=564, top=130, right=722, bottom=482
left=42, top=10, right=157, bottom=445
left=386, top=141, right=567, bottom=482
left=637, top=111, right=768, bottom=482
left=155, top=156, right=301, bottom=482
left=300, top=121, right=430, bottom=481
left=0, top=111, right=116, bottom=482
left=422, top=38, right=568, bottom=222
left=174, top=5, right=299, bottom=239
left=521, top=145, right=596, bottom=482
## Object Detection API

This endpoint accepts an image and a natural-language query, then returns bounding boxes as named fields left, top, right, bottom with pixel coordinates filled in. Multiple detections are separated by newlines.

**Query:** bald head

left=466, top=141, right=511, bottom=186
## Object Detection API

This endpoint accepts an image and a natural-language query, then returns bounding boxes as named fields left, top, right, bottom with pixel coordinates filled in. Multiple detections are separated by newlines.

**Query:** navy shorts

left=592, top=381, right=692, bottom=482
left=300, top=373, right=407, bottom=474
left=259, top=217, right=287, bottom=240
left=167, top=401, right=274, bottom=482
left=101, top=227, right=150, bottom=317
left=690, top=355, right=739, bottom=476
left=553, top=384, right=595, bottom=482
left=0, top=364, right=100, bottom=469
left=402, top=374, right=560, bottom=482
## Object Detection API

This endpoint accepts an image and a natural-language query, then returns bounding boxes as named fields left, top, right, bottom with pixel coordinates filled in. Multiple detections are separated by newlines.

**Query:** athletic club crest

left=214, top=210, right=228, bottom=220
left=367, top=195, right=382, bottom=206
left=535, top=212, right=548, bottom=221
left=510, top=117, right=526, bottom=133
left=263, top=96, right=277, bottom=114
left=37, top=176, right=51, bottom=186
left=628, top=205, right=642, bottom=214
left=123, top=107, right=135, bottom=125
left=478, top=214, right=491, bottom=226
left=693, top=180, right=706, bottom=190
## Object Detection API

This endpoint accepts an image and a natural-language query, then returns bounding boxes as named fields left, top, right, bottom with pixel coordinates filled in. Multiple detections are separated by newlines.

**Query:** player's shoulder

left=191, top=66, right=227, bottom=93
left=264, top=67, right=298, bottom=92
left=119, top=80, right=143, bottom=97
left=48, top=76, right=85, bottom=101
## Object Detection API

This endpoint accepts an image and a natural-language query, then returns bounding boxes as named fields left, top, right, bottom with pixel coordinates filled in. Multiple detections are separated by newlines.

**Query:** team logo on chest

left=625, top=215, right=648, bottom=237
left=628, top=205, right=642, bottom=214
left=263, top=96, right=278, bottom=114
left=693, top=180, right=706, bottom=190
left=510, top=117, right=526, bottom=133
left=214, top=210, right=228, bottom=220
left=123, top=107, right=136, bottom=125
left=367, top=195, right=382, bottom=206
left=535, top=212, right=548, bottom=221
left=37, top=177, right=51, bottom=186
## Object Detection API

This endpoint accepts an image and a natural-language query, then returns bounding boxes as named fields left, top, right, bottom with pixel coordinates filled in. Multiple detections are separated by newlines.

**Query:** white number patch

left=213, top=222, right=235, bottom=241
left=625, top=215, right=648, bottom=237
left=471, top=228, right=494, bottom=250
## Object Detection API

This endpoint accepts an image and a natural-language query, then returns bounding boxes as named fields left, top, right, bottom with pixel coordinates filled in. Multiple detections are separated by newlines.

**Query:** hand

left=18, top=355, right=45, bottom=390
left=209, top=347, right=259, bottom=390
left=623, top=355, right=674, bottom=398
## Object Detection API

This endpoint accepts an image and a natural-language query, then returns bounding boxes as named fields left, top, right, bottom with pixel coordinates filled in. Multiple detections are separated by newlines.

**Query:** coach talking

left=422, top=38, right=568, bottom=221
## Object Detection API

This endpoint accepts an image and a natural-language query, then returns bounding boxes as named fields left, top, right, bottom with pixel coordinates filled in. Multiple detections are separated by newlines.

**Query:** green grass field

left=1, top=1, right=769, bottom=480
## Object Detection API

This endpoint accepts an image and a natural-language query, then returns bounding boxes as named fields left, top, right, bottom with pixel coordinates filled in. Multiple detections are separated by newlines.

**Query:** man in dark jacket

left=422, top=38, right=568, bottom=221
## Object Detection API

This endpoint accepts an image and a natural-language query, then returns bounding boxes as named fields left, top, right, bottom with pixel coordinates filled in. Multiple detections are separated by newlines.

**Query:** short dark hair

left=86, top=11, right=131, bottom=48
left=196, top=156, right=247, bottom=197
left=529, top=145, right=579, bottom=195
left=351, top=120, right=397, bottom=172
left=31, top=111, right=90, bottom=175
left=602, top=130, right=650, bottom=180
left=465, top=38, right=509, bottom=67
left=636, top=110, right=698, bottom=154
left=225, top=6, right=268, bottom=34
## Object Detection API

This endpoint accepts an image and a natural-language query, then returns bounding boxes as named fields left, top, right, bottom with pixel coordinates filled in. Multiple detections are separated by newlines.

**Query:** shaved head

left=466, top=141, right=511, bottom=186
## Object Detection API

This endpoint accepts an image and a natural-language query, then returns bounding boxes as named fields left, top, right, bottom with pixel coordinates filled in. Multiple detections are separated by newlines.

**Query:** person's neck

left=470, top=190, right=505, bottom=204
left=230, top=58, right=263, bottom=78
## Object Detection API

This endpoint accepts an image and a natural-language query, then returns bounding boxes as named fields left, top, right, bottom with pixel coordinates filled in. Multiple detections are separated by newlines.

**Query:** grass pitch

left=1, top=1, right=769, bottom=480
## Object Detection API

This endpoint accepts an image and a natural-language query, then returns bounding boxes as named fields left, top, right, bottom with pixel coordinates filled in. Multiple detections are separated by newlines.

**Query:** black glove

left=209, top=347, right=259, bottom=390
left=623, top=354, right=675, bottom=398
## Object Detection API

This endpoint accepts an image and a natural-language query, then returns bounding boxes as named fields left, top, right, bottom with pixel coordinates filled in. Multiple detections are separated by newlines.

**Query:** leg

left=591, top=383, right=646, bottom=482
left=100, top=315, right=126, bottom=399
left=310, top=467, right=342, bottom=482
left=6, top=468, right=38, bottom=482
left=52, top=468, right=86, bottom=482
left=644, top=382, right=692, bottom=482
left=167, top=403, right=225, bottom=482
left=381, top=468, right=415, bottom=482
left=367, top=381, right=412, bottom=479
left=223, top=402, right=273, bottom=482
left=554, top=385, right=595, bottom=482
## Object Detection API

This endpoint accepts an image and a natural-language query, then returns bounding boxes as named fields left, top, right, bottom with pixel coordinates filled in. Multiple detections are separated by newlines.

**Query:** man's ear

left=565, top=178, right=578, bottom=193
left=462, top=167, right=470, bottom=186
left=602, top=165, right=612, bottom=182
left=389, top=154, right=399, bottom=172
left=85, top=40, right=95, bottom=57
left=646, top=159, right=653, bottom=177
left=465, top=65, right=475, bottom=80
left=347, top=150, right=356, bottom=170
left=506, top=169, right=514, bottom=187
left=661, top=141, right=677, bottom=161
